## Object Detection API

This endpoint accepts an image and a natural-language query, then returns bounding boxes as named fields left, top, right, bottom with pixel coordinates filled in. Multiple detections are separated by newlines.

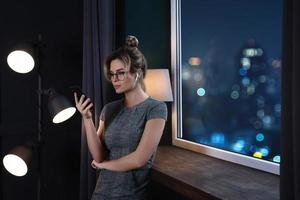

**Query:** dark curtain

left=80, top=0, right=115, bottom=200
left=280, top=0, right=300, bottom=199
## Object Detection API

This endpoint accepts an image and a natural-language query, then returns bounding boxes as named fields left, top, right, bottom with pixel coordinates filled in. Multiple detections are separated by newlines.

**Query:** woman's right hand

left=74, top=92, right=93, bottom=119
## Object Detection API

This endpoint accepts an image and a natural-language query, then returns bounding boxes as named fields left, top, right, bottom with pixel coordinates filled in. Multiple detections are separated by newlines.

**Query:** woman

left=74, top=35, right=167, bottom=200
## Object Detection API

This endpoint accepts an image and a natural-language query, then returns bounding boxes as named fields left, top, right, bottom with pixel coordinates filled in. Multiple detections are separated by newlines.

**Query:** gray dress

left=91, top=97, right=167, bottom=200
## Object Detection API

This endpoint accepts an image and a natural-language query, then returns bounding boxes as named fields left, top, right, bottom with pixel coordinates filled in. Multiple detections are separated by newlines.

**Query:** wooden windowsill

left=151, top=145, right=279, bottom=200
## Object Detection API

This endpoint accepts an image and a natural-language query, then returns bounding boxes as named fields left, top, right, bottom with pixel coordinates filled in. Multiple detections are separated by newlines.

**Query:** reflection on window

left=180, top=0, right=282, bottom=164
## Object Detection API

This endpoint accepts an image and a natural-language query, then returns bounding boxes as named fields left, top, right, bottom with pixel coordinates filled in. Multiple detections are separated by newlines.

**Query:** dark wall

left=120, top=0, right=170, bottom=67
left=118, top=0, right=172, bottom=145
left=0, top=0, right=83, bottom=200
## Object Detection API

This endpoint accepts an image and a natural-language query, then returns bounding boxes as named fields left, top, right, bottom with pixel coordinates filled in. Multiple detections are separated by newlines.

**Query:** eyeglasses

left=108, top=71, right=129, bottom=81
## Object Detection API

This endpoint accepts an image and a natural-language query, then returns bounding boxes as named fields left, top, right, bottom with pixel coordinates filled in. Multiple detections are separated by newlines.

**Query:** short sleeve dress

left=91, top=97, right=167, bottom=200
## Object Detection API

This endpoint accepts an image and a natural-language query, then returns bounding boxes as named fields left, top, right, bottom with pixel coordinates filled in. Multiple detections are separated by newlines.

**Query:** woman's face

left=109, top=59, right=138, bottom=94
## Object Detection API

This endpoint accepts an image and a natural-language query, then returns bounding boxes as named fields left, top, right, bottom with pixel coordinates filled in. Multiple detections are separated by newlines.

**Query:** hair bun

left=126, top=35, right=139, bottom=48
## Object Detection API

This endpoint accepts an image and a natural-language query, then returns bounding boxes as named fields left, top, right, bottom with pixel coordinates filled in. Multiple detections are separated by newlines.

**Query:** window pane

left=180, top=0, right=282, bottom=164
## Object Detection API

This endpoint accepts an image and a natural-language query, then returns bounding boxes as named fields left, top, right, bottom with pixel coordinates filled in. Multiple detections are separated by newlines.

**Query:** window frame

left=171, top=0, right=280, bottom=175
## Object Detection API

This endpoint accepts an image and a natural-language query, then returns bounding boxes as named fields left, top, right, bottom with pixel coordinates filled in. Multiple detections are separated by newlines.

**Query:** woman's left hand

left=91, top=160, right=103, bottom=169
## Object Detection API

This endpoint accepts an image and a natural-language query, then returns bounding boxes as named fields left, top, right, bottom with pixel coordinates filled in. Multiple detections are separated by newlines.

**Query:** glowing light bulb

left=233, top=140, right=245, bottom=152
left=7, top=50, right=35, bottom=73
left=52, top=107, right=76, bottom=124
left=273, top=155, right=280, bottom=163
left=188, top=57, right=201, bottom=66
left=253, top=152, right=262, bottom=158
left=259, top=147, right=269, bottom=157
left=3, top=154, right=28, bottom=176
left=197, top=88, right=206, bottom=96
left=241, top=57, right=251, bottom=69
left=256, top=133, right=265, bottom=142
left=239, top=68, right=247, bottom=76
left=230, top=91, right=239, bottom=99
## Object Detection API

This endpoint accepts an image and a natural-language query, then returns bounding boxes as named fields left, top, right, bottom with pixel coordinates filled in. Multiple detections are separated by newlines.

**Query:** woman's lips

left=114, top=85, right=121, bottom=90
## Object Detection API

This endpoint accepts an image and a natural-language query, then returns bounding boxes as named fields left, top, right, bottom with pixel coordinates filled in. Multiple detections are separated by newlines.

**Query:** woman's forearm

left=83, top=117, right=106, bottom=162
left=93, top=151, right=142, bottom=172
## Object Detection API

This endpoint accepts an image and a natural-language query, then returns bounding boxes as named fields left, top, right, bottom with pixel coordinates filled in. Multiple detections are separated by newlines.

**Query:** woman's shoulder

left=144, top=97, right=168, bottom=120
left=146, top=97, right=166, bottom=108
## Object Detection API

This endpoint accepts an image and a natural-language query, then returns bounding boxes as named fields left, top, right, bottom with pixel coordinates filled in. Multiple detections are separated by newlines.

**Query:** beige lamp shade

left=144, top=69, right=173, bottom=102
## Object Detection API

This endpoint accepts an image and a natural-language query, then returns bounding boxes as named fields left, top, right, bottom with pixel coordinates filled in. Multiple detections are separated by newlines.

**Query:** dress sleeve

left=100, top=105, right=107, bottom=121
left=146, top=102, right=168, bottom=121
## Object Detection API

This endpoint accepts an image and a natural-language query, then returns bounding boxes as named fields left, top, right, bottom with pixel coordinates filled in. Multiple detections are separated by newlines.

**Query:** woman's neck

left=124, top=85, right=149, bottom=107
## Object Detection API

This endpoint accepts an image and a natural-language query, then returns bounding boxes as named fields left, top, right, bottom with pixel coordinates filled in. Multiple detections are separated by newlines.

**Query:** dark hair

left=104, top=35, right=148, bottom=84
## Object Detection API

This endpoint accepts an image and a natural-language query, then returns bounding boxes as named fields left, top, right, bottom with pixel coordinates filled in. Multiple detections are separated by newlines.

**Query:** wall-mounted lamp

left=144, top=69, right=173, bottom=102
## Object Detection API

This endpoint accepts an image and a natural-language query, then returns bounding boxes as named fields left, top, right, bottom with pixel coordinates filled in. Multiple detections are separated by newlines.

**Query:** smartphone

left=70, top=86, right=93, bottom=112
left=70, top=85, right=85, bottom=99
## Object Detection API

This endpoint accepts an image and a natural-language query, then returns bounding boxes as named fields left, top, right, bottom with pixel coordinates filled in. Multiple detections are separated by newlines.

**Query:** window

left=171, top=0, right=282, bottom=174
